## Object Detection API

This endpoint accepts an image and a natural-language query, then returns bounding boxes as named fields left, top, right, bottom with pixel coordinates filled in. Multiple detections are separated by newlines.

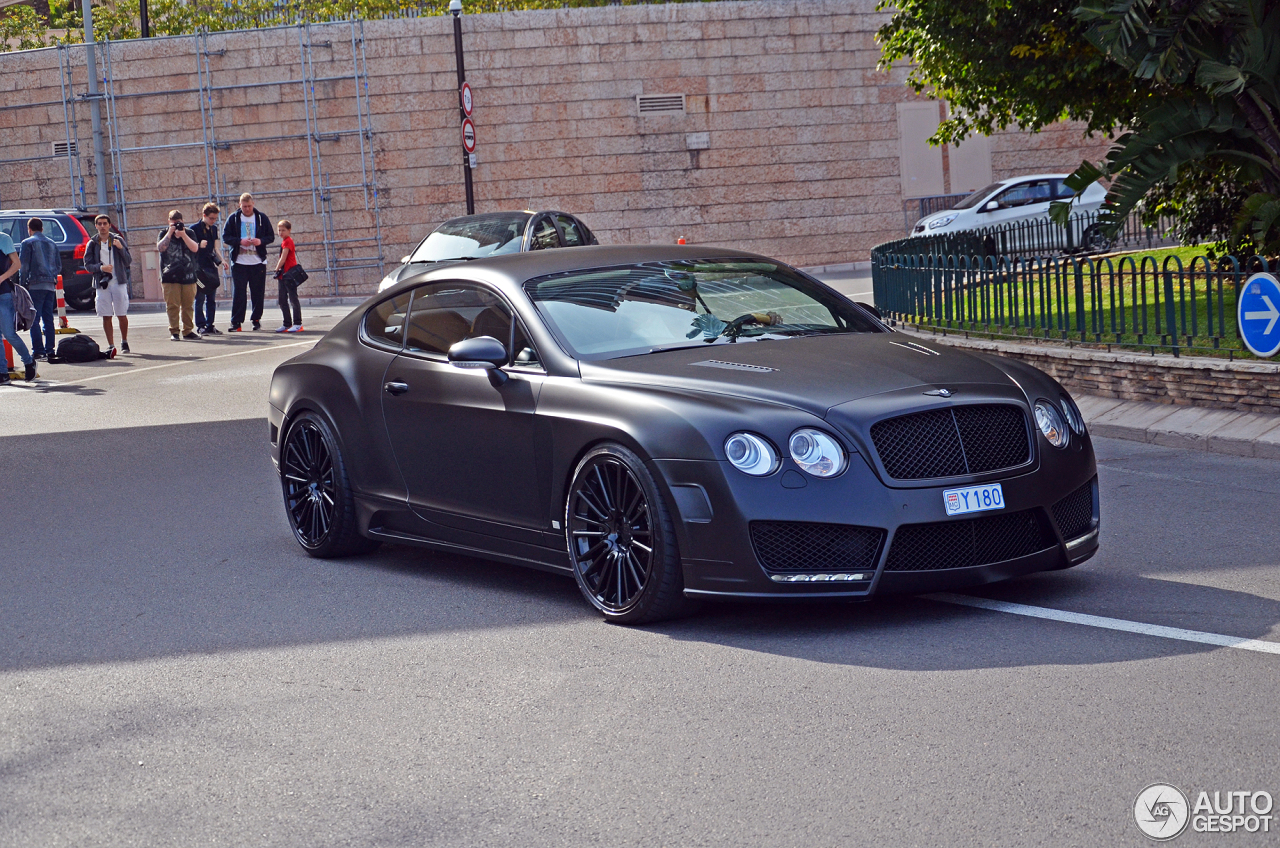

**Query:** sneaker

left=107, top=346, right=118, bottom=359
left=274, top=325, right=290, bottom=333
left=205, top=326, right=222, bottom=335
left=229, top=325, right=242, bottom=332
left=45, top=352, right=58, bottom=363
left=182, top=333, right=201, bottom=340
left=23, top=362, right=37, bottom=381
left=171, top=333, right=180, bottom=341
left=287, top=325, right=304, bottom=333
left=252, top=321, right=262, bottom=331
left=120, top=340, right=130, bottom=354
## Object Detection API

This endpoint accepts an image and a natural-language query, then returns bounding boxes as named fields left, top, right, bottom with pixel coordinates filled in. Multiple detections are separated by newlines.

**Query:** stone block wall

left=0, top=1, right=1113, bottom=295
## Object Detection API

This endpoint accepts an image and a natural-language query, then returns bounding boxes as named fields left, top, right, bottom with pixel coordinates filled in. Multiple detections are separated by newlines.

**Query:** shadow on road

left=2, top=420, right=1276, bottom=674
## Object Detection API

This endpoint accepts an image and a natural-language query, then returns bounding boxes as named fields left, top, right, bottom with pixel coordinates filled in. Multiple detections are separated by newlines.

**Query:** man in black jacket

left=221, top=192, right=275, bottom=331
left=84, top=215, right=133, bottom=355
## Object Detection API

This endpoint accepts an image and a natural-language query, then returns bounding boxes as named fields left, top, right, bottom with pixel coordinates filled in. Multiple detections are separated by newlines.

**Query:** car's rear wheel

left=566, top=444, right=687, bottom=624
left=1081, top=224, right=1114, bottom=254
left=281, top=411, right=376, bottom=558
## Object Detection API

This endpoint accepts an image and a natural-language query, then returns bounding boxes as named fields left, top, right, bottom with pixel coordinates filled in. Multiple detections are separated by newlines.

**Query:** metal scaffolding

left=53, top=20, right=386, bottom=295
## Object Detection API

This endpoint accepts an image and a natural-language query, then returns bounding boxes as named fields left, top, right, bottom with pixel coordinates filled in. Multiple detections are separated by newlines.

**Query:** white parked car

left=912, top=174, right=1109, bottom=246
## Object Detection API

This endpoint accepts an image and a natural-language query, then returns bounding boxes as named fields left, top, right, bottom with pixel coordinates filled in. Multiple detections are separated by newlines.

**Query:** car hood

left=578, top=332, right=1022, bottom=416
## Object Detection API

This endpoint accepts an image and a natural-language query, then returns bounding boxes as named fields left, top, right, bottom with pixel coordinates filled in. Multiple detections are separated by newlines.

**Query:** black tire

left=69, top=293, right=95, bottom=312
left=565, top=443, right=688, bottom=624
left=280, top=410, right=377, bottom=558
left=1081, top=224, right=1113, bottom=254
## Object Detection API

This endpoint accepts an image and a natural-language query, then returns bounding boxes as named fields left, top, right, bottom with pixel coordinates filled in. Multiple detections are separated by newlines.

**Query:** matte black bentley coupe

left=270, top=245, right=1099, bottom=623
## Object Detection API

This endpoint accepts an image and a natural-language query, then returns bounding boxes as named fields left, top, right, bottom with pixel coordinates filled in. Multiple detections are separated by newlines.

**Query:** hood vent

left=691, top=360, right=775, bottom=373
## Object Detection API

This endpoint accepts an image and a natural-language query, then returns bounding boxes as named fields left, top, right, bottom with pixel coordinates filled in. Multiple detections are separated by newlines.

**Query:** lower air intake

left=750, top=521, right=886, bottom=574
left=884, top=509, right=1053, bottom=572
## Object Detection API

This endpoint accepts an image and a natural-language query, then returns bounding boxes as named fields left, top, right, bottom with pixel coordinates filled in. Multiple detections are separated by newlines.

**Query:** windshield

left=408, top=212, right=531, bottom=263
left=524, top=259, right=884, bottom=360
left=951, top=182, right=1006, bottom=210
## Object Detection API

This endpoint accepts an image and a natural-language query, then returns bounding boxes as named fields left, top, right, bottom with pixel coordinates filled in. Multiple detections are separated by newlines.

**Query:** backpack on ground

left=56, top=334, right=105, bottom=362
left=12, top=284, right=35, bottom=332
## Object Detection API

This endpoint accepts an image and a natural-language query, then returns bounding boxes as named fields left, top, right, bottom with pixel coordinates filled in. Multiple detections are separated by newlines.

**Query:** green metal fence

left=870, top=250, right=1278, bottom=359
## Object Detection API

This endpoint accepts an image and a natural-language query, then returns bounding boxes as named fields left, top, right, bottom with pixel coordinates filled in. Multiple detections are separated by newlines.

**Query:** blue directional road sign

left=1238, top=272, right=1280, bottom=358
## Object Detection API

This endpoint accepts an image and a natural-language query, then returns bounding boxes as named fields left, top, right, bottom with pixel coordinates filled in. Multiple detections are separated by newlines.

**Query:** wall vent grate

left=52, top=140, right=77, bottom=157
left=637, top=94, right=685, bottom=115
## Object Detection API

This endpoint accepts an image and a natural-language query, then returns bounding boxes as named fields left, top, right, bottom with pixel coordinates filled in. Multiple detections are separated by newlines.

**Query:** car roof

left=399, top=244, right=768, bottom=293
left=0, top=209, right=90, bottom=216
left=992, top=174, right=1071, bottom=185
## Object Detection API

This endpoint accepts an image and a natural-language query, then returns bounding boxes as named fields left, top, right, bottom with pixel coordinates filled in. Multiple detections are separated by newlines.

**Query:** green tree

left=875, top=0, right=1150, bottom=145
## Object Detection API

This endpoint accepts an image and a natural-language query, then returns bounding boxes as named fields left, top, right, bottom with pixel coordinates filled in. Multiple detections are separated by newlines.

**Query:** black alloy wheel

left=281, top=411, right=376, bottom=558
left=566, top=444, right=687, bottom=624
left=1082, top=224, right=1114, bottom=254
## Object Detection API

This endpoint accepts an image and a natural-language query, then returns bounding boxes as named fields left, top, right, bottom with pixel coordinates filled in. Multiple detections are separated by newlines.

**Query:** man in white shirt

left=221, top=192, right=275, bottom=331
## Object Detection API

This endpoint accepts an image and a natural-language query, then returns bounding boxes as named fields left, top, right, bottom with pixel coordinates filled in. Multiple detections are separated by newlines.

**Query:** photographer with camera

left=84, top=214, right=132, bottom=356
left=158, top=210, right=201, bottom=341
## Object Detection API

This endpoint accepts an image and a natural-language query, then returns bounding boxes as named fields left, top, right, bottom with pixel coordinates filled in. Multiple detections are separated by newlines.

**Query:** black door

left=381, top=281, right=545, bottom=544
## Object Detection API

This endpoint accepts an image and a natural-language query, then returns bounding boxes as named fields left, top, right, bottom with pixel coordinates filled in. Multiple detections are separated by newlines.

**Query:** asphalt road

left=2, top=305, right=1278, bottom=847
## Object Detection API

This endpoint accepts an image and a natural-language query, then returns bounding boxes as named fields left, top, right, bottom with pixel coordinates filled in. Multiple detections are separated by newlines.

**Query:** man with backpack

left=19, top=218, right=61, bottom=363
left=158, top=209, right=201, bottom=341
left=0, top=228, right=36, bottom=382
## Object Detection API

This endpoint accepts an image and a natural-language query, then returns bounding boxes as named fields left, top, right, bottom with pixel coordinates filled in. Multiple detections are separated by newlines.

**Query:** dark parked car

left=0, top=208, right=102, bottom=311
left=377, top=210, right=598, bottom=292
left=270, top=245, right=1099, bottom=624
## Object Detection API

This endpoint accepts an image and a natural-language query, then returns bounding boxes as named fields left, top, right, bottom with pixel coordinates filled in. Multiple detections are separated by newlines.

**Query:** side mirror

left=855, top=301, right=883, bottom=320
left=448, top=336, right=509, bottom=386
left=982, top=200, right=999, bottom=212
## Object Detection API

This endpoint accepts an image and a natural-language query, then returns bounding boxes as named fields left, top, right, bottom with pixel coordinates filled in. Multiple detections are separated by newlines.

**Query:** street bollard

left=55, top=274, right=80, bottom=334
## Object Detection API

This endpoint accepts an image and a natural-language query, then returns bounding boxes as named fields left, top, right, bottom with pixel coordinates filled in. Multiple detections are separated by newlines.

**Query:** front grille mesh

left=884, top=509, right=1052, bottom=572
left=1052, top=479, right=1095, bottom=540
left=750, top=521, right=886, bottom=573
left=870, top=404, right=1031, bottom=480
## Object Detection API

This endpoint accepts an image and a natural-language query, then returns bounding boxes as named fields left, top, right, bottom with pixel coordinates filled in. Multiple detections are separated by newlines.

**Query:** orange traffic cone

left=55, top=274, right=80, bottom=334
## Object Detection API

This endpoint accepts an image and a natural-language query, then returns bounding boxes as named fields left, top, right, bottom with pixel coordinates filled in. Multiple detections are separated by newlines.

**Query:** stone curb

left=1074, top=394, right=1280, bottom=459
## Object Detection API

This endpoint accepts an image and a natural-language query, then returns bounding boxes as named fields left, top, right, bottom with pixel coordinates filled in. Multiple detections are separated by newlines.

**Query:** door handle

left=384, top=381, right=409, bottom=396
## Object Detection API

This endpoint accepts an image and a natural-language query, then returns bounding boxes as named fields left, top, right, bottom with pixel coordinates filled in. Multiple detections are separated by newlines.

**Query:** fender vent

left=637, top=94, right=685, bottom=115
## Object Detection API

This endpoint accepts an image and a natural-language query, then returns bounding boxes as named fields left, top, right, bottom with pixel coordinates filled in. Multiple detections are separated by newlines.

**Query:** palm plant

left=1052, top=0, right=1280, bottom=254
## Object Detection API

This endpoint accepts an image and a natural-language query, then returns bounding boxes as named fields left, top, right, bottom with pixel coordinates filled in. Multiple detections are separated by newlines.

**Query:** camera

left=173, top=221, right=185, bottom=232
left=98, top=273, right=112, bottom=289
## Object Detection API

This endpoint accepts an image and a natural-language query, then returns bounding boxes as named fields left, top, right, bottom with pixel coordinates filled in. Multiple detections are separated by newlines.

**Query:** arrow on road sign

left=1244, top=295, right=1279, bottom=335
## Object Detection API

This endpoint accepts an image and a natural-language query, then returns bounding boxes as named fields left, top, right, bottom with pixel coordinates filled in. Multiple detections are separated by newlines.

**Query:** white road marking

left=929, top=593, right=1280, bottom=656
left=55, top=341, right=312, bottom=385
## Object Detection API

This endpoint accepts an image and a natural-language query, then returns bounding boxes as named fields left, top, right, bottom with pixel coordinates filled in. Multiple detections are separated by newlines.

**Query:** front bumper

left=655, top=441, right=1099, bottom=601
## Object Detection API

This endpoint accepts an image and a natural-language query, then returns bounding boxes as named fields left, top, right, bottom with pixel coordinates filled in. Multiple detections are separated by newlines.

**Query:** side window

left=528, top=216, right=560, bottom=251
left=405, top=282, right=512, bottom=357
left=555, top=215, right=586, bottom=247
left=41, top=219, right=67, bottom=242
left=996, top=180, right=1053, bottom=208
left=362, top=291, right=411, bottom=350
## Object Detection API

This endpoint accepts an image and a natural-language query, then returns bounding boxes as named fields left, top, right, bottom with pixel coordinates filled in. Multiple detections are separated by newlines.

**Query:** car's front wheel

left=565, top=444, right=687, bottom=624
left=281, top=411, right=376, bottom=558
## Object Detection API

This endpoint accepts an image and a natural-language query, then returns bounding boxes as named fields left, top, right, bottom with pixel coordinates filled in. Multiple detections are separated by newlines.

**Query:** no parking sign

left=1238, top=272, right=1280, bottom=358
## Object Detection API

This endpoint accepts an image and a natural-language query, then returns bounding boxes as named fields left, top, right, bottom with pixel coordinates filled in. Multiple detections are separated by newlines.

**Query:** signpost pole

left=450, top=0, right=475, bottom=215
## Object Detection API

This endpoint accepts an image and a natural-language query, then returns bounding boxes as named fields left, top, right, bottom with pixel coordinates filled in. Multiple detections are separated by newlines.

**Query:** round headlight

left=788, top=429, right=847, bottom=477
left=1060, top=393, right=1085, bottom=436
left=724, top=432, right=778, bottom=476
left=1034, top=401, right=1069, bottom=449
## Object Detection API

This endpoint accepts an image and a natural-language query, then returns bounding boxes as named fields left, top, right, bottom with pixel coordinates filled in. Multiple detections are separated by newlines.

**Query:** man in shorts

left=83, top=214, right=132, bottom=356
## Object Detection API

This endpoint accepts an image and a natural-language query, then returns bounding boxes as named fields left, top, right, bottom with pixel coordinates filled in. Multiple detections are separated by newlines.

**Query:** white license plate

left=943, top=483, right=1005, bottom=517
